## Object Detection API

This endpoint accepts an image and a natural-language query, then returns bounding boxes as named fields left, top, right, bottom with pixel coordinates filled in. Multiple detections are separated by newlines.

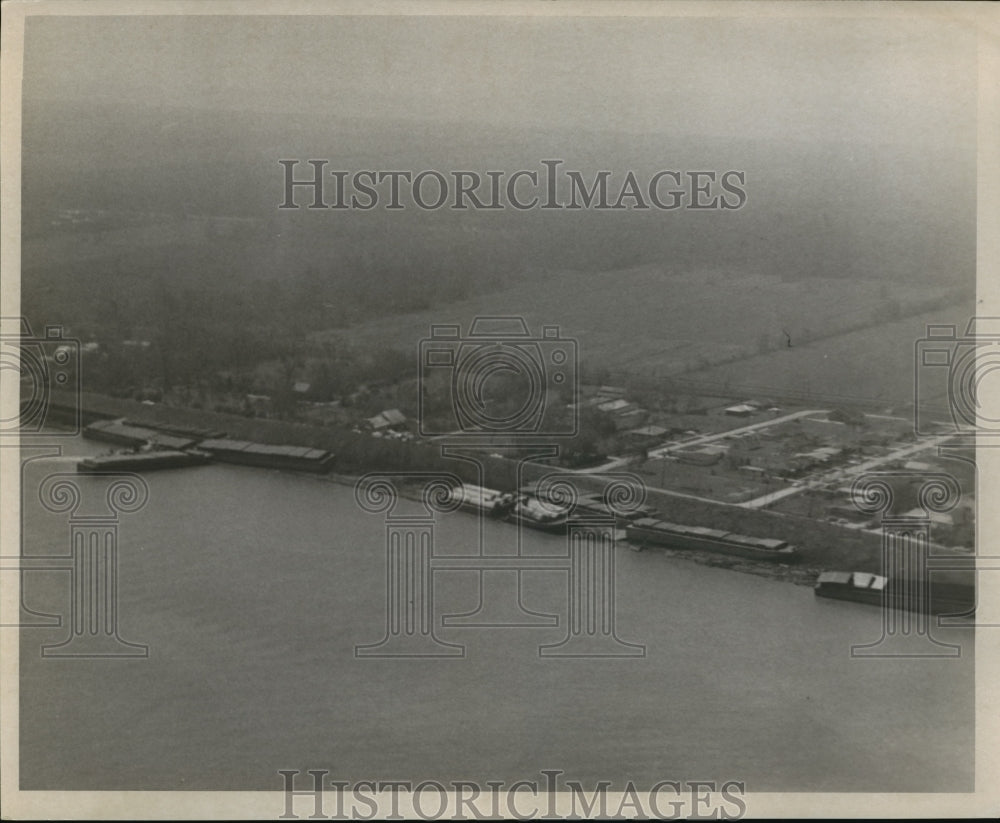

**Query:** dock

left=84, top=419, right=198, bottom=450
left=77, top=450, right=211, bottom=473
left=196, top=438, right=335, bottom=473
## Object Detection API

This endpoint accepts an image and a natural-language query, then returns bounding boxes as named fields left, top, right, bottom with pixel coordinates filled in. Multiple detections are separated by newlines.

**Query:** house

left=724, top=404, right=757, bottom=417
left=597, top=398, right=634, bottom=415
left=595, top=398, right=647, bottom=431
left=594, top=385, right=627, bottom=401
left=611, top=410, right=646, bottom=431
left=367, top=408, right=407, bottom=431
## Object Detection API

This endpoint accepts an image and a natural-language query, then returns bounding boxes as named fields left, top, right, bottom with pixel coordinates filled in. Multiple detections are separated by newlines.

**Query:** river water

left=17, top=438, right=973, bottom=792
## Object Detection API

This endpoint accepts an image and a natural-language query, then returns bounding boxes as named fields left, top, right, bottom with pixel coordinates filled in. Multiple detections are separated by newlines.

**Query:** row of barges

left=446, top=486, right=973, bottom=616
left=446, top=484, right=570, bottom=533
left=80, top=419, right=975, bottom=614
left=447, top=482, right=799, bottom=556
left=81, top=419, right=336, bottom=474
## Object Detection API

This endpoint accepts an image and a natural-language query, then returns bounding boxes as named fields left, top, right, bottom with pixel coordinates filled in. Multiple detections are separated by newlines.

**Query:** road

left=428, top=409, right=957, bottom=520
left=646, top=409, right=829, bottom=458
left=739, top=433, right=959, bottom=509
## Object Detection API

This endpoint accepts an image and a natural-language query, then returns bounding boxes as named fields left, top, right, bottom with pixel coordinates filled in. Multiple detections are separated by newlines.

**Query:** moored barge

left=447, top=484, right=516, bottom=517
left=625, top=517, right=798, bottom=562
left=519, top=482, right=653, bottom=525
left=77, top=450, right=210, bottom=473
left=505, top=495, right=571, bottom=534
left=84, top=419, right=198, bottom=450
left=814, top=570, right=975, bottom=615
left=197, top=438, right=334, bottom=473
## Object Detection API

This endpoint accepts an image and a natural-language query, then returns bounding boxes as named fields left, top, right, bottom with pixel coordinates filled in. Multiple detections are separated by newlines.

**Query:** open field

left=320, top=264, right=963, bottom=407
left=693, top=306, right=974, bottom=412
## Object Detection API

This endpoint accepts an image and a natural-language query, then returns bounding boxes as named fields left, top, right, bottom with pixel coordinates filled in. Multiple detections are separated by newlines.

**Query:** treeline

left=21, top=249, right=505, bottom=401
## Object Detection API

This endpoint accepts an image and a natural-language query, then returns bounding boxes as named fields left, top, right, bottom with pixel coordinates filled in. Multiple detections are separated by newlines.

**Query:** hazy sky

left=24, top=13, right=975, bottom=147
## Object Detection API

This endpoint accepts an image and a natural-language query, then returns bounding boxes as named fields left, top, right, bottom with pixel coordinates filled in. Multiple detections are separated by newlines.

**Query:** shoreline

left=308, top=468, right=819, bottom=586
left=47, top=390, right=972, bottom=588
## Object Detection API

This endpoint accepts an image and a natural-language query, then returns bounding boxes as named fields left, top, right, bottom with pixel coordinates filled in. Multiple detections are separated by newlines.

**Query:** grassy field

left=26, top=215, right=969, bottom=414
left=322, top=264, right=963, bottom=407
left=693, top=306, right=973, bottom=411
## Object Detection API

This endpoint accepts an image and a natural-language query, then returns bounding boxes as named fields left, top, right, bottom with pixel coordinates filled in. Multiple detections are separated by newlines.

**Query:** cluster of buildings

left=568, top=385, right=647, bottom=430
left=365, top=408, right=411, bottom=439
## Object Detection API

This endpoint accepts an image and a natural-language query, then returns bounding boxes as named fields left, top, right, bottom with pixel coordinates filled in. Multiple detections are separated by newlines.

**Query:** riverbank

left=48, top=388, right=973, bottom=585
left=296, top=470, right=820, bottom=586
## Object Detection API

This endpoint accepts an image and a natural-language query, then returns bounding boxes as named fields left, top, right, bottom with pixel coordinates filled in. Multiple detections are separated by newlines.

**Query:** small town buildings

left=367, top=408, right=407, bottom=431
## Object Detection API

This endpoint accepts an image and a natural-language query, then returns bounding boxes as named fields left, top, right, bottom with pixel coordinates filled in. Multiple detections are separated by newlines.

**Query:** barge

left=122, top=420, right=226, bottom=440
left=84, top=419, right=198, bottom=450
left=625, top=517, right=798, bottom=562
left=519, top=483, right=653, bottom=525
left=447, top=484, right=516, bottom=517
left=197, top=438, right=335, bottom=473
left=77, top=450, right=210, bottom=473
left=505, top=495, right=571, bottom=534
left=814, top=571, right=975, bottom=616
